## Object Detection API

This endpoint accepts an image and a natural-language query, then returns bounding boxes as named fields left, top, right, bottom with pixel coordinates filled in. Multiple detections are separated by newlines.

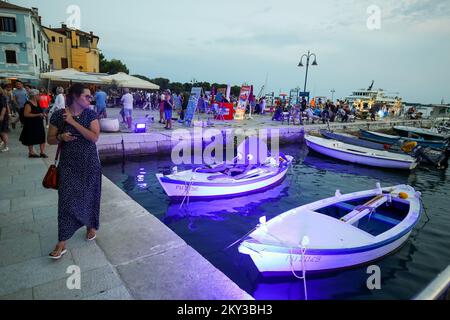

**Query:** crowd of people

left=270, top=97, right=379, bottom=125
left=0, top=81, right=110, bottom=154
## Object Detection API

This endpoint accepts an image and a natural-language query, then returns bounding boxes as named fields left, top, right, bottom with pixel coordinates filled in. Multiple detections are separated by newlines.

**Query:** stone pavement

left=0, top=127, right=253, bottom=300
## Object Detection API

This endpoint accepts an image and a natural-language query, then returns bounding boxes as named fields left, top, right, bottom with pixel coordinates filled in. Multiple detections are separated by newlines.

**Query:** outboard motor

left=411, top=145, right=436, bottom=165
left=436, top=145, right=450, bottom=170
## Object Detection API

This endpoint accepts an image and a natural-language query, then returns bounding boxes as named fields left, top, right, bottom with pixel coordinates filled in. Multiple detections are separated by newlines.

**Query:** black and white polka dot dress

left=50, top=109, right=102, bottom=242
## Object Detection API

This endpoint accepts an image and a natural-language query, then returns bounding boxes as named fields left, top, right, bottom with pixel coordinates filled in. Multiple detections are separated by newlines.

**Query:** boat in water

left=320, top=130, right=446, bottom=166
left=238, top=184, right=422, bottom=273
left=393, top=126, right=449, bottom=141
left=359, top=129, right=447, bottom=150
left=305, top=135, right=418, bottom=170
left=156, top=138, right=294, bottom=201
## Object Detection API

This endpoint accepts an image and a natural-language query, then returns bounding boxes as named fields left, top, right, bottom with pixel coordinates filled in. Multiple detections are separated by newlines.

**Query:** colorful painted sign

left=235, top=85, right=251, bottom=120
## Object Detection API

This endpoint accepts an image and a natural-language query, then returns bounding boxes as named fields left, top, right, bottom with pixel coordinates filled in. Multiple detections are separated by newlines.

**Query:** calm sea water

left=102, top=142, right=450, bottom=300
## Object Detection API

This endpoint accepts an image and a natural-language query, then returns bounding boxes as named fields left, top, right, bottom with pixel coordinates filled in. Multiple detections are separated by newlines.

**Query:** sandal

left=49, top=248, right=67, bottom=260
left=40, top=153, right=49, bottom=158
left=29, top=154, right=40, bottom=158
left=86, top=230, right=97, bottom=241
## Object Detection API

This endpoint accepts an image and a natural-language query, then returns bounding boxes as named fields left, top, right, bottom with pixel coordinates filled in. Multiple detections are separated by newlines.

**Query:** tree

left=150, top=78, right=170, bottom=90
left=132, top=74, right=152, bottom=82
left=99, top=53, right=129, bottom=74
left=231, top=85, right=241, bottom=97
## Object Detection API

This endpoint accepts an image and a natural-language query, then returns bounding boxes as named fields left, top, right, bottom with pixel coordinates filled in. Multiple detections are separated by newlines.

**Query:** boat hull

left=393, top=126, right=448, bottom=141
left=305, top=136, right=417, bottom=170
left=360, top=129, right=447, bottom=149
left=239, top=232, right=411, bottom=273
left=156, top=165, right=290, bottom=201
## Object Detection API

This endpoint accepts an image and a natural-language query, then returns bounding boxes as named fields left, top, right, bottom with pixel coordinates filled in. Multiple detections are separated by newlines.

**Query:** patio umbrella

left=40, top=68, right=104, bottom=84
left=101, top=73, right=159, bottom=90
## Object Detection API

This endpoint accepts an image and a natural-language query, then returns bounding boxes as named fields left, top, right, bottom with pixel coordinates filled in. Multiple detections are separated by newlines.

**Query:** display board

left=184, top=87, right=203, bottom=126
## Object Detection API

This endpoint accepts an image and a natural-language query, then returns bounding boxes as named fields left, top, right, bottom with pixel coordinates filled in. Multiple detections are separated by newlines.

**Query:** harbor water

left=102, top=142, right=450, bottom=300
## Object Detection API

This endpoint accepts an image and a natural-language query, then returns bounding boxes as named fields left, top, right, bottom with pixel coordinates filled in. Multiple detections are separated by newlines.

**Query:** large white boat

left=344, top=81, right=403, bottom=117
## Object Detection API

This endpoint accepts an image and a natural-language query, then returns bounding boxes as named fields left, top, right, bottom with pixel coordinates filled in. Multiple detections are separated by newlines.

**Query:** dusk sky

left=12, top=0, right=450, bottom=103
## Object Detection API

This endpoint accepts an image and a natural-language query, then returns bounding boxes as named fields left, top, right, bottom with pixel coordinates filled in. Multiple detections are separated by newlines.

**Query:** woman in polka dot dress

left=47, top=83, right=102, bottom=259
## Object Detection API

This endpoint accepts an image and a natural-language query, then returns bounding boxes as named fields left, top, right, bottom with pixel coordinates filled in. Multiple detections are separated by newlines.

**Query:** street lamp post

left=298, top=50, right=318, bottom=96
left=331, top=89, right=336, bottom=102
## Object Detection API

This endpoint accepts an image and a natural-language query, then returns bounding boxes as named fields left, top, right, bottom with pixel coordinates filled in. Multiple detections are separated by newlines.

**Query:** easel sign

left=184, top=87, right=203, bottom=126
left=235, top=85, right=251, bottom=120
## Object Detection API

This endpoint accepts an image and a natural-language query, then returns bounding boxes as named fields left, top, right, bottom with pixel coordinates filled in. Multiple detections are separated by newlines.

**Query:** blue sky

left=12, top=0, right=450, bottom=103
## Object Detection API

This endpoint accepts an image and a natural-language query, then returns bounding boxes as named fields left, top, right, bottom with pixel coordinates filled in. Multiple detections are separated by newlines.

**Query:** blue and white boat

left=360, top=129, right=447, bottom=149
left=305, top=135, right=418, bottom=170
left=156, top=139, right=293, bottom=201
left=393, top=126, right=449, bottom=141
left=239, top=184, right=422, bottom=273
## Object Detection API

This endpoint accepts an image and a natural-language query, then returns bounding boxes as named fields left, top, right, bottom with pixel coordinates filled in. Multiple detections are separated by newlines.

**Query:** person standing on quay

left=0, top=87, right=10, bottom=152
left=121, top=88, right=134, bottom=129
left=47, top=83, right=101, bottom=259
left=19, top=89, right=47, bottom=158
left=12, top=81, right=28, bottom=128
left=39, top=88, right=51, bottom=127
left=95, top=86, right=108, bottom=119
left=53, top=87, right=66, bottom=111
left=163, top=91, right=174, bottom=129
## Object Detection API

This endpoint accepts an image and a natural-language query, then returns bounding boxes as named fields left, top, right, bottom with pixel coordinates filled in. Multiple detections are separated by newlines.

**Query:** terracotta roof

left=49, top=27, right=99, bottom=39
left=0, top=1, right=32, bottom=13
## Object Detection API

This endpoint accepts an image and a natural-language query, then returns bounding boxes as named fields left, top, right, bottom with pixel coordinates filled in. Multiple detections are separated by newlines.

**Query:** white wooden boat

left=239, top=184, right=422, bottom=273
left=156, top=155, right=293, bottom=201
left=305, top=135, right=418, bottom=170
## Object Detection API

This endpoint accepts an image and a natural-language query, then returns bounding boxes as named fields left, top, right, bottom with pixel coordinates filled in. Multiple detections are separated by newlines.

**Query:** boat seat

left=340, top=195, right=388, bottom=225
left=335, top=202, right=401, bottom=226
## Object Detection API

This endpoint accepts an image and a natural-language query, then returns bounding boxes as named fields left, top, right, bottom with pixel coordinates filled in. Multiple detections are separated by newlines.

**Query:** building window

left=5, top=50, right=17, bottom=64
left=35, top=54, right=38, bottom=66
left=32, top=24, right=35, bottom=38
left=59, top=37, right=63, bottom=43
left=37, top=31, right=41, bottom=44
left=52, top=36, right=55, bottom=42
left=0, top=17, right=17, bottom=32
left=50, top=59, right=54, bottom=68
left=61, top=58, right=68, bottom=69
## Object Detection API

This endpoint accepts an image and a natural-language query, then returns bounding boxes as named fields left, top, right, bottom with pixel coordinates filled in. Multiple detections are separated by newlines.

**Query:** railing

left=413, top=265, right=450, bottom=300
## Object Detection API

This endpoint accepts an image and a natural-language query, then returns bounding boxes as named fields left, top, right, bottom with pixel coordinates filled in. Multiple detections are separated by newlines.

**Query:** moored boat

left=305, top=135, right=418, bottom=170
left=360, top=129, right=447, bottom=149
left=156, top=138, right=294, bottom=201
left=393, top=126, right=449, bottom=141
left=238, top=184, right=422, bottom=273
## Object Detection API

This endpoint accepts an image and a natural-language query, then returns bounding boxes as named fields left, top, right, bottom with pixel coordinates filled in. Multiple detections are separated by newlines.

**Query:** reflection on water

left=102, top=143, right=450, bottom=300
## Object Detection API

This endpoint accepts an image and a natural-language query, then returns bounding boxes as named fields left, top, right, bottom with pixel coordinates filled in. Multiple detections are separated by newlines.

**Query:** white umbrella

left=40, top=68, right=104, bottom=84
left=101, top=72, right=159, bottom=90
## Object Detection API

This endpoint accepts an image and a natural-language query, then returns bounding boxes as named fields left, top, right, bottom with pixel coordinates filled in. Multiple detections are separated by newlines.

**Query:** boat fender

left=335, top=190, right=342, bottom=197
left=402, top=141, right=418, bottom=153
left=399, top=192, right=409, bottom=199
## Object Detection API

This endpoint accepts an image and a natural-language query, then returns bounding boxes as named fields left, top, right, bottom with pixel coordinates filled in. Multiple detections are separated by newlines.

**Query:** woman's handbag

left=43, top=143, right=62, bottom=190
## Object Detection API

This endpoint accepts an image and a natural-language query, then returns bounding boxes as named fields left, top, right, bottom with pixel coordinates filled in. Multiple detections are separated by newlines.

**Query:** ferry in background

left=344, top=81, right=403, bottom=118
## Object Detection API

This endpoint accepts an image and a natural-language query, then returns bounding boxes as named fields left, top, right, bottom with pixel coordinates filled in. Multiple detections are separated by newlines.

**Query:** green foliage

left=132, top=74, right=152, bottom=82
left=99, top=53, right=129, bottom=74
left=150, top=78, right=170, bottom=90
